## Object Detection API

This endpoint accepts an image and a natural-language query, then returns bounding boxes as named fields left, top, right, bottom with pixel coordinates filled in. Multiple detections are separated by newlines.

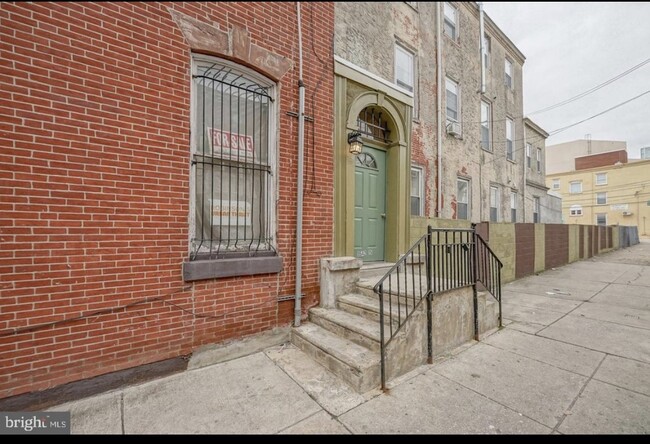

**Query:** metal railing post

left=379, top=283, right=386, bottom=391
left=471, top=224, right=479, bottom=341
left=426, top=225, right=433, bottom=364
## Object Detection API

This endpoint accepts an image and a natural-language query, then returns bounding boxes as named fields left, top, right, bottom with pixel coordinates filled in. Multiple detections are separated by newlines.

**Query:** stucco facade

left=547, top=159, right=650, bottom=234
left=546, top=139, right=627, bottom=174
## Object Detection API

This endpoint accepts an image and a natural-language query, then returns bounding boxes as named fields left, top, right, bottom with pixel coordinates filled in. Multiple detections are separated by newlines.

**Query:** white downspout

left=294, top=2, right=305, bottom=327
left=522, top=123, right=527, bottom=221
left=436, top=2, right=443, bottom=217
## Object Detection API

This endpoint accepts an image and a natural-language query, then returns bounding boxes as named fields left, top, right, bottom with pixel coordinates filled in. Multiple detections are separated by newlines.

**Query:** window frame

left=394, top=43, right=415, bottom=93
left=596, top=192, right=607, bottom=205
left=504, top=58, right=513, bottom=89
left=595, top=172, right=607, bottom=186
left=490, top=185, right=499, bottom=222
left=570, top=181, right=582, bottom=194
left=483, top=34, right=491, bottom=72
left=510, top=191, right=517, bottom=223
left=536, top=148, right=542, bottom=173
left=445, top=77, right=460, bottom=123
left=596, top=213, right=607, bottom=226
left=506, top=117, right=514, bottom=161
left=457, top=177, right=470, bottom=220
left=570, top=205, right=583, bottom=217
left=480, top=100, right=491, bottom=151
left=443, top=2, right=458, bottom=41
left=185, top=54, right=281, bottom=280
left=552, top=179, right=560, bottom=190
left=526, top=143, right=531, bottom=168
left=410, top=166, right=424, bottom=216
left=533, top=196, right=540, bottom=223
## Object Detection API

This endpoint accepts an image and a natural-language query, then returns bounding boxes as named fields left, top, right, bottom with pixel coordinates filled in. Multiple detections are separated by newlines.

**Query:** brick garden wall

left=0, top=2, right=334, bottom=399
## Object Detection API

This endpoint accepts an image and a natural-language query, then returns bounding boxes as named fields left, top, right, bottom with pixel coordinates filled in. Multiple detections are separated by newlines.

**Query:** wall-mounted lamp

left=347, top=131, right=363, bottom=155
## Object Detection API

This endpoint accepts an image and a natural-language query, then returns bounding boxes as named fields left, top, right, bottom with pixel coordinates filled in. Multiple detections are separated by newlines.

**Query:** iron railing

left=372, top=225, right=502, bottom=390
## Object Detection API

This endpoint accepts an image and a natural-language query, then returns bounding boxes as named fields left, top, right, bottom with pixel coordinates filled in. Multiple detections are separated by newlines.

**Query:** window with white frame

left=457, top=178, right=470, bottom=220
left=533, top=196, right=540, bottom=223
left=596, top=192, right=607, bottom=205
left=506, top=118, right=514, bottom=161
left=510, top=191, right=517, bottom=223
left=445, top=77, right=459, bottom=122
left=570, top=181, right=582, bottom=194
left=596, top=213, right=607, bottom=226
left=552, top=179, right=560, bottom=190
left=443, top=2, right=458, bottom=40
left=595, top=172, right=607, bottom=185
left=526, top=143, right=531, bottom=168
left=190, top=56, right=276, bottom=262
left=504, top=58, right=513, bottom=88
left=483, top=35, right=491, bottom=71
left=490, top=185, right=499, bottom=222
left=537, top=148, right=542, bottom=172
left=410, top=166, right=424, bottom=216
left=480, top=100, right=491, bottom=150
left=395, top=43, right=414, bottom=92
left=570, top=205, right=583, bottom=216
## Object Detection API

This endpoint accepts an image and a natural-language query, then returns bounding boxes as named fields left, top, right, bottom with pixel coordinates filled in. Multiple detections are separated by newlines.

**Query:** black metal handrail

left=372, top=225, right=502, bottom=390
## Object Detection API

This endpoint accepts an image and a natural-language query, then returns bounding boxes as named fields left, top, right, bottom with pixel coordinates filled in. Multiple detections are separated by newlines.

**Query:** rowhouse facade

left=0, top=2, right=334, bottom=400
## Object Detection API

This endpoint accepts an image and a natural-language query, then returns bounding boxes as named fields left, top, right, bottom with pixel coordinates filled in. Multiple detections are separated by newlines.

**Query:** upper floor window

left=570, top=205, right=583, bottom=216
left=596, top=192, right=607, bottom=205
left=570, top=181, right=582, bottom=194
left=510, top=191, right=517, bottom=223
left=190, top=56, right=276, bottom=262
left=533, top=196, right=541, bottom=223
left=490, top=185, right=499, bottom=222
left=457, top=177, right=470, bottom=220
left=506, top=118, right=514, bottom=161
left=445, top=77, right=460, bottom=122
left=596, top=213, right=607, bottom=226
left=595, top=172, right=607, bottom=185
left=411, top=167, right=424, bottom=216
left=480, top=100, right=491, bottom=150
left=505, top=58, right=513, bottom=89
left=483, top=35, right=491, bottom=71
left=552, top=179, right=560, bottom=190
left=526, top=143, right=531, bottom=168
left=536, top=148, right=542, bottom=172
left=395, top=44, right=414, bottom=92
left=443, top=2, right=458, bottom=40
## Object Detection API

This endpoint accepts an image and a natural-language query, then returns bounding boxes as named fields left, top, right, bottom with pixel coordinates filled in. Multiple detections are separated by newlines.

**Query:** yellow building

left=546, top=157, right=650, bottom=236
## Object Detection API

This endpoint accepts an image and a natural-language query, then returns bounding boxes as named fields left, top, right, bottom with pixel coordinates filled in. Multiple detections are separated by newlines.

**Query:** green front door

left=354, top=146, right=386, bottom=262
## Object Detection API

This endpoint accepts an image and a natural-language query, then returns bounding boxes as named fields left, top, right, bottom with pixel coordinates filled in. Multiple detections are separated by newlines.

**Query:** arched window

left=191, top=55, right=276, bottom=261
left=355, top=153, right=378, bottom=169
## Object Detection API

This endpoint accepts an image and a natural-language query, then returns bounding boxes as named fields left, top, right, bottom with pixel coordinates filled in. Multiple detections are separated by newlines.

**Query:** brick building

left=0, top=2, right=334, bottom=400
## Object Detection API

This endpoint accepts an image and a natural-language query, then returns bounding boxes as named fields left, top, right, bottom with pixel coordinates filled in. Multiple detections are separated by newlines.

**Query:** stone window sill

left=183, top=256, right=283, bottom=281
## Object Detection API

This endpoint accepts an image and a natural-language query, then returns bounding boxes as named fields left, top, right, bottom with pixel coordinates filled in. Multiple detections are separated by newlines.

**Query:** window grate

left=191, top=61, right=275, bottom=261
left=357, top=107, right=391, bottom=143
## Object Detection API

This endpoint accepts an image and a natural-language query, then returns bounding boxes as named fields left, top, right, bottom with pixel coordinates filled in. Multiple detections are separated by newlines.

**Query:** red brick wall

left=515, top=224, right=535, bottom=279
left=0, top=2, right=334, bottom=398
left=544, top=224, right=569, bottom=270
left=575, top=150, right=627, bottom=170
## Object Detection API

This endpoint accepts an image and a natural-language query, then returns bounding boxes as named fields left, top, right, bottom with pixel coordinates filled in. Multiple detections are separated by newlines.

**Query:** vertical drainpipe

left=294, top=2, right=305, bottom=327
left=478, top=3, right=486, bottom=95
left=436, top=2, right=443, bottom=217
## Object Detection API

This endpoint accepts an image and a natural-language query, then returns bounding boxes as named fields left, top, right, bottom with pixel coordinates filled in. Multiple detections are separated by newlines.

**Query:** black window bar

left=357, top=107, right=391, bottom=143
left=191, top=61, right=275, bottom=261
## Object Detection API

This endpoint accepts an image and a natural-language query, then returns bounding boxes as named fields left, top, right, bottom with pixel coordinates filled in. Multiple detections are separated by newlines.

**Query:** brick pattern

left=514, top=224, right=535, bottom=279
left=575, top=150, right=627, bottom=170
left=544, top=224, right=569, bottom=270
left=0, top=2, right=334, bottom=398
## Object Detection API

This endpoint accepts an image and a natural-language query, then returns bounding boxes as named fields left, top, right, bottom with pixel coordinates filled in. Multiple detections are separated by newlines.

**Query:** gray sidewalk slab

left=122, top=352, right=321, bottom=434
left=501, top=290, right=582, bottom=313
left=590, top=285, right=650, bottom=310
left=593, top=355, right=650, bottom=397
left=483, top=329, right=605, bottom=377
left=571, top=301, right=650, bottom=330
left=48, top=391, right=122, bottom=435
left=431, top=343, right=587, bottom=428
left=338, top=370, right=550, bottom=434
left=279, top=411, right=350, bottom=434
left=558, top=379, right=650, bottom=434
left=501, top=301, right=567, bottom=326
left=538, top=314, right=650, bottom=363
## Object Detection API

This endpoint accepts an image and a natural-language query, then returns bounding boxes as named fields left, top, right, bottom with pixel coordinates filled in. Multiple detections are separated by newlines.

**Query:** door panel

left=354, top=146, right=386, bottom=262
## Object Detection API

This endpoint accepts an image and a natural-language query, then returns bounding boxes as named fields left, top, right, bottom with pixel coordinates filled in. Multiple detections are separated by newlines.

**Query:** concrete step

left=309, top=307, right=384, bottom=352
left=337, top=293, right=409, bottom=326
left=291, top=323, right=380, bottom=393
left=359, top=261, right=395, bottom=280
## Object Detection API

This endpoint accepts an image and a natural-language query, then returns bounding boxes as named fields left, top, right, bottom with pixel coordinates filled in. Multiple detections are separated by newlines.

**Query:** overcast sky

left=482, top=2, right=650, bottom=158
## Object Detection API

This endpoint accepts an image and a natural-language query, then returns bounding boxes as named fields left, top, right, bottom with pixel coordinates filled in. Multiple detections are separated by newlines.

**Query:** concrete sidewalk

left=50, top=240, right=650, bottom=434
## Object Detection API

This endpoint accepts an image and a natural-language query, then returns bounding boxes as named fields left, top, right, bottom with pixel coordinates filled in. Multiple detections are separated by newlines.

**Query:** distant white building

left=545, top=139, right=626, bottom=174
